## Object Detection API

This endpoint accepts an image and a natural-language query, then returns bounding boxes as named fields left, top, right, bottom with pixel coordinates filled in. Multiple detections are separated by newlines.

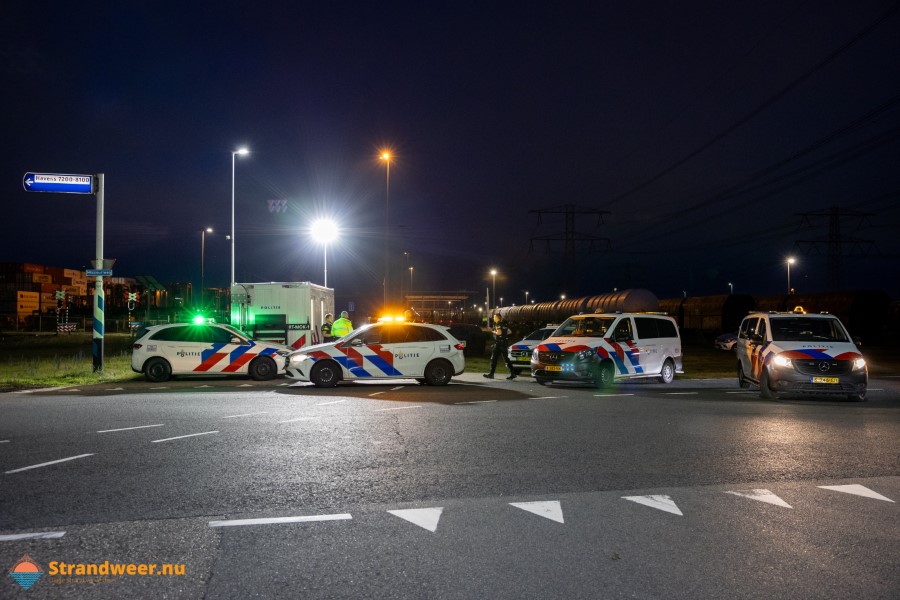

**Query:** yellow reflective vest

left=331, top=317, right=353, bottom=338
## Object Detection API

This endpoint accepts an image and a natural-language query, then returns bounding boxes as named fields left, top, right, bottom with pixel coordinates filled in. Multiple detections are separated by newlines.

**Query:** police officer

left=321, top=313, right=335, bottom=342
left=484, top=313, right=517, bottom=380
left=331, top=310, right=353, bottom=338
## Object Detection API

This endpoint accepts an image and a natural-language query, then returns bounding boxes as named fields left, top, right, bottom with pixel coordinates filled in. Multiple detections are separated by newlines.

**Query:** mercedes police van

left=735, top=309, right=867, bottom=401
left=530, top=313, right=682, bottom=387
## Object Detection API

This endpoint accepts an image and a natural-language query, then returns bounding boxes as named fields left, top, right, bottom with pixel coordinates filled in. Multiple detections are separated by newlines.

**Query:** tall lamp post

left=200, top=227, right=213, bottom=308
left=490, top=269, right=497, bottom=309
left=380, top=151, right=392, bottom=308
left=230, top=147, right=249, bottom=289
left=311, top=219, right=339, bottom=288
left=786, top=257, right=796, bottom=294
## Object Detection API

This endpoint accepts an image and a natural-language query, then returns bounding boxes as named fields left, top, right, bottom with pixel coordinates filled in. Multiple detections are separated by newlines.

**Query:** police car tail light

left=853, top=357, right=866, bottom=370
left=773, top=354, right=793, bottom=368
left=133, top=343, right=143, bottom=350
left=454, top=343, right=464, bottom=351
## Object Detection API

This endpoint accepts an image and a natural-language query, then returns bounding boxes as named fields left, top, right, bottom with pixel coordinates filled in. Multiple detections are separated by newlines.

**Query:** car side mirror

left=853, top=336, right=862, bottom=347
left=230, top=336, right=244, bottom=345
left=751, top=332, right=764, bottom=344
left=350, top=338, right=365, bottom=347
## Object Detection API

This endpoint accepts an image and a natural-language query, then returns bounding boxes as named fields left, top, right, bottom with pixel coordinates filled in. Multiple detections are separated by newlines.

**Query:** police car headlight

left=576, top=348, right=594, bottom=361
left=532, top=349, right=540, bottom=361
left=853, top=357, right=866, bottom=370
left=289, top=354, right=309, bottom=366
left=772, top=354, right=793, bottom=368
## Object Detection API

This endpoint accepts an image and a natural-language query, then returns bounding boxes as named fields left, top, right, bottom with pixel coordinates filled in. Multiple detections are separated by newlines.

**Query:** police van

left=735, top=309, right=867, bottom=401
left=530, top=313, right=682, bottom=387
left=132, top=323, right=290, bottom=382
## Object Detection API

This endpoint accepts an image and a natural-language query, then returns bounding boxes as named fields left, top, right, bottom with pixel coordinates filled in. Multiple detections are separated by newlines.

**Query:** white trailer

left=230, top=282, right=334, bottom=349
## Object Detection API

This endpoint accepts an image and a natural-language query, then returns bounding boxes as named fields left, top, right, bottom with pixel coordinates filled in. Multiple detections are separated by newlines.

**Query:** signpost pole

left=93, top=173, right=105, bottom=372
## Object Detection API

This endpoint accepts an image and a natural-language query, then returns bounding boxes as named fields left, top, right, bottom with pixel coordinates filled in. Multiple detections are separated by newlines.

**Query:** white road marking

left=818, top=484, right=895, bottom=502
left=0, top=532, right=66, bottom=541
left=454, top=400, right=499, bottom=405
left=726, top=391, right=755, bottom=394
left=622, top=495, right=683, bottom=516
left=279, top=417, right=322, bottom=423
left=369, top=392, right=385, bottom=396
left=151, top=431, right=218, bottom=443
left=725, top=489, right=792, bottom=508
left=195, top=385, right=214, bottom=388
left=209, top=514, right=352, bottom=528
left=374, top=406, right=422, bottom=412
left=105, top=387, right=125, bottom=391
left=316, top=400, right=347, bottom=406
left=593, top=393, right=634, bottom=397
left=239, top=384, right=253, bottom=387
left=391, top=386, right=405, bottom=391
left=388, top=508, right=444, bottom=532
left=664, top=392, right=697, bottom=395
left=97, top=424, right=165, bottom=433
left=150, top=387, right=169, bottom=390
left=222, top=411, right=269, bottom=419
left=278, top=383, right=291, bottom=387
left=867, top=388, right=883, bottom=391
left=529, top=396, right=567, bottom=399
left=510, top=501, right=565, bottom=524
left=5, top=454, right=94, bottom=474
left=0, top=440, right=9, bottom=443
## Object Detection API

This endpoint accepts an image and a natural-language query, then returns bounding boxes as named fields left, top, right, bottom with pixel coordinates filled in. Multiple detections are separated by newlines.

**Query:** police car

left=285, top=321, right=465, bottom=387
left=531, top=313, right=682, bottom=387
left=132, top=323, right=290, bottom=382
left=735, top=309, right=867, bottom=401
left=508, top=326, right=558, bottom=376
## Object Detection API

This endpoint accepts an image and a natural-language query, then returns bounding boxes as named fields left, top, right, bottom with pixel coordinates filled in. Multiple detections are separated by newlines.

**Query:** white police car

left=508, top=326, right=557, bottom=376
left=285, top=321, right=465, bottom=387
left=531, top=313, right=683, bottom=387
left=736, top=310, right=867, bottom=401
left=132, top=323, right=289, bottom=382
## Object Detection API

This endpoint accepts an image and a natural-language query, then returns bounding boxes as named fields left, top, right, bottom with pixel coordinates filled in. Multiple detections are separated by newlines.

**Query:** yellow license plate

left=811, top=377, right=839, bottom=384
left=517, top=356, right=530, bottom=362
left=545, top=365, right=562, bottom=372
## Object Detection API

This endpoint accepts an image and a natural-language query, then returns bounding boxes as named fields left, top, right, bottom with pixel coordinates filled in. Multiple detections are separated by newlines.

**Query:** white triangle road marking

left=725, top=489, right=792, bottom=508
left=622, top=495, right=683, bottom=516
left=510, top=501, right=565, bottom=523
left=818, top=484, right=895, bottom=503
left=387, top=508, right=444, bottom=532
left=239, top=384, right=253, bottom=387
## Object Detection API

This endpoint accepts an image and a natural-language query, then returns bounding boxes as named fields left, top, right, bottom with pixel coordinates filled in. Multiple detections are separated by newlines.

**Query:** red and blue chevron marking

left=193, top=342, right=277, bottom=373
left=310, top=343, right=404, bottom=377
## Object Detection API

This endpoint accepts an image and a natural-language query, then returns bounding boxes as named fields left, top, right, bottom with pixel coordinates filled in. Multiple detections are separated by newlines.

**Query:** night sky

left=3, top=1, right=899, bottom=314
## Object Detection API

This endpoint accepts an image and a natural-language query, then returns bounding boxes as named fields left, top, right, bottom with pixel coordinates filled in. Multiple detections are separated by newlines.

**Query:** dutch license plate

left=517, top=356, right=530, bottom=362
left=811, top=376, right=839, bottom=384
left=545, top=365, right=562, bottom=372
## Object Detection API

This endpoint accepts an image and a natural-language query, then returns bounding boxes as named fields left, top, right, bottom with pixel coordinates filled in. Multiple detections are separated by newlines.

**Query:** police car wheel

left=759, top=370, right=776, bottom=399
left=658, top=359, right=675, bottom=384
left=424, top=359, right=453, bottom=386
left=594, top=362, right=614, bottom=389
left=737, top=362, right=751, bottom=388
left=249, top=356, right=277, bottom=381
left=311, top=361, right=340, bottom=388
left=144, top=358, right=172, bottom=383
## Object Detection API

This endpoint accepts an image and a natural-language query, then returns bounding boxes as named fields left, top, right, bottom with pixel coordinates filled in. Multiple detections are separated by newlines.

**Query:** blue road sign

left=23, top=172, right=93, bottom=194
left=86, top=269, right=113, bottom=277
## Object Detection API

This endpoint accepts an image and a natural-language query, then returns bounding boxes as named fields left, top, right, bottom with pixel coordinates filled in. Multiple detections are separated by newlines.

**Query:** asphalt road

left=1, top=374, right=898, bottom=599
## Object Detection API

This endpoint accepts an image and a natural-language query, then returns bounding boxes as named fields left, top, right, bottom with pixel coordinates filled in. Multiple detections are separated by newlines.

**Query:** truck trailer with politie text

left=230, top=282, right=334, bottom=350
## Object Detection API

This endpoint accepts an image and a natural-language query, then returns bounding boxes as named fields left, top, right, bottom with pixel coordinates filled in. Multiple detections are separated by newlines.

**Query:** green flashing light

left=192, top=315, right=206, bottom=325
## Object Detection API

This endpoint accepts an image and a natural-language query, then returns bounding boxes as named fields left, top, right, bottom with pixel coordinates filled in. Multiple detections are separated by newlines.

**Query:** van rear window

left=635, top=317, right=677, bottom=339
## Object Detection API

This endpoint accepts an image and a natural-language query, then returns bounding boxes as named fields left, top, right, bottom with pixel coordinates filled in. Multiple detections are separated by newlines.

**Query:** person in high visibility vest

left=331, top=311, right=353, bottom=338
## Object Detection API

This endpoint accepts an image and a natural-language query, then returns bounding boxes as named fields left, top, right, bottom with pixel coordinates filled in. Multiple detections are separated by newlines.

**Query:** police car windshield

left=554, top=317, right=616, bottom=337
left=770, top=317, right=850, bottom=342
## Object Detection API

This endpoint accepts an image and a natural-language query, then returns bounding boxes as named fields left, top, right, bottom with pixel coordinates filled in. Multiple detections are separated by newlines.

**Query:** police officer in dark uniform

left=321, top=313, right=335, bottom=342
left=484, top=313, right=517, bottom=380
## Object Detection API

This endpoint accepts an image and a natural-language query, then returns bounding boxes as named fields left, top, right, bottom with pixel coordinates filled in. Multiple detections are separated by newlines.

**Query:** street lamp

left=200, top=227, right=213, bottom=308
left=500, top=296, right=503, bottom=307
left=311, top=218, right=339, bottom=288
left=786, top=257, right=796, bottom=294
left=524, top=290, right=529, bottom=304
left=490, top=269, right=497, bottom=309
left=728, top=282, right=733, bottom=294
left=380, top=150, right=392, bottom=308
left=408, top=265, right=414, bottom=296
left=560, top=294, right=566, bottom=300
left=230, top=147, right=249, bottom=288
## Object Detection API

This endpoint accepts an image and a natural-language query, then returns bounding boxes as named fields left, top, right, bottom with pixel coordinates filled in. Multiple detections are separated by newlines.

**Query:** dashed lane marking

left=388, top=508, right=444, bottom=532
left=374, top=406, right=422, bottom=412
left=150, top=431, right=218, bottom=443
left=5, top=454, right=94, bottom=474
left=454, top=400, right=499, bottom=405
left=0, top=532, right=66, bottom=541
left=726, top=391, right=755, bottom=394
left=369, top=392, right=385, bottom=397
left=209, top=514, right=352, bottom=528
left=663, top=392, right=698, bottom=395
left=391, top=386, right=405, bottom=391
left=97, top=424, right=165, bottom=433
left=593, top=393, right=635, bottom=397
left=0, top=440, right=9, bottom=444
left=104, top=388, right=125, bottom=391
left=529, top=396, right=567, bottom=400
left=222, top=411, right=269, bottom=419
left=279, top=417, right=322, bottom=423
left=316, top=400, right=347, bottom=406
